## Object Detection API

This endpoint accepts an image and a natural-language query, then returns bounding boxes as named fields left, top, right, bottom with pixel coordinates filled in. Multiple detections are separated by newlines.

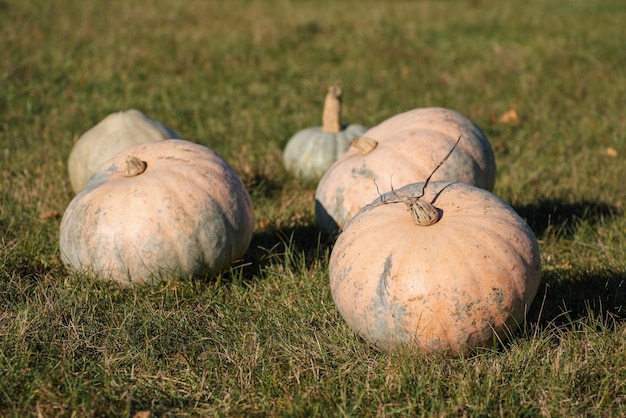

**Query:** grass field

left=2, top=0, right=626, bottom=416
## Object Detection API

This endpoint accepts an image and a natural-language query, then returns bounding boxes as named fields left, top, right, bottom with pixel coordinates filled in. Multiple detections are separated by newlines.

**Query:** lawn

left=1, top=0, right=625, bottom=416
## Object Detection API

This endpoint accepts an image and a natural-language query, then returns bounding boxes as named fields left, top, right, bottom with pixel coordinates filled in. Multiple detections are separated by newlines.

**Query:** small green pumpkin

left=67, top=109, right=178, bottom=193
left=283, top=85, right=366, bottom=180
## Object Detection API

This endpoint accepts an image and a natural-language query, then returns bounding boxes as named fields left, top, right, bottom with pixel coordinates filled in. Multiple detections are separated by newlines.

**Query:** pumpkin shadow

left=513, top=198, right=625, bottom=332
left=526, top=267, right=626, bottom=329
left=221, top=223, right=333, bottom=285
left=313, top=199, right=340, bottom=238
left=513, top=199, right=620, bottom=238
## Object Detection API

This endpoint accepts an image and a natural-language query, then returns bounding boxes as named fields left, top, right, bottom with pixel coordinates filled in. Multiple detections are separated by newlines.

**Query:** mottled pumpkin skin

left=329, top=181, right=541, bottom=357
left=315, top=107, right=496, bottom=235
left=68, top=109, right=179, bottom=193
left=283, top=124, right=367, bottom=180
left=60, top=139, right=254, bottom=285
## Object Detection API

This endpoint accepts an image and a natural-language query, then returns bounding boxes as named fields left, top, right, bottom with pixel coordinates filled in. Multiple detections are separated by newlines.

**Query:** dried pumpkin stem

left=416, top=134, right=462, bottom=199
left=123, top=155, right=147, bottom=177
left=379, top=134, right=462, bottom=226
left=322, top=84, right=342, bottom=133
left=405, top=197, right=440, bottom=225
left=350, top=136, right=378, bottom=155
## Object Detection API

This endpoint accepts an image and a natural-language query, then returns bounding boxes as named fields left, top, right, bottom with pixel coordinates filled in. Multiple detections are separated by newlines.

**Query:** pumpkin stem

left=378, top=135, right=462, bottom=226
left=350, top=136, right=378, bottom=155
left=322, top=84, right=342, bottom=133
left=416, top=134, right=462, bottom=199
left=405, top=197, right=440, bottom=226
left=123, top=155, right=147, bottom=177
left=406, top=134, right=461, bottom=225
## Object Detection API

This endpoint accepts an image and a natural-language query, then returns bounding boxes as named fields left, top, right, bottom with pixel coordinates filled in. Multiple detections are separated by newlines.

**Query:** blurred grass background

left=1, top=0, right=625, bottom=416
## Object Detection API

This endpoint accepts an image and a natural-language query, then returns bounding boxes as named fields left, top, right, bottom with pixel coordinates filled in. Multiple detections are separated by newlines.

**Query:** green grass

left=2, top=0, right=626, bottom=416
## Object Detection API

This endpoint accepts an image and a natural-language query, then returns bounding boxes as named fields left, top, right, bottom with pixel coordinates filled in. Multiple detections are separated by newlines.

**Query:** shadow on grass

left=219, top=197, right=626, bottom=326
left=219, top=223, right=333, bottom=285
left=514, top=199, right=621, bottom=238
left=527, top=267, right=626, bottom=329
left=514, top=198, right=624, bottom=327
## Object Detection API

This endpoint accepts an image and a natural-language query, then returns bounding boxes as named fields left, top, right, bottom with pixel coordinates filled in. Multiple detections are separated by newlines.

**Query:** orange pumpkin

left=59, top=139, right=254, bottom=285
left=329, top=180, right=541, bottom=356
left=315, top=107, right=496, bottom=235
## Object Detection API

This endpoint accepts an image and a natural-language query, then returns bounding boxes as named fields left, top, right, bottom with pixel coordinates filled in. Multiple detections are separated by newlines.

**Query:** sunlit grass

left=1, top=0, right=625, bottom=416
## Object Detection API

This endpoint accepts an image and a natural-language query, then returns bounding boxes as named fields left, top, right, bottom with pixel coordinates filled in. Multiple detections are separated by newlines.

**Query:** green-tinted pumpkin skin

left=329, top=181, right=541, bottom=357
left=60, top=139, right=254, bottom=285
left=283, top=124, right=367, bottom=180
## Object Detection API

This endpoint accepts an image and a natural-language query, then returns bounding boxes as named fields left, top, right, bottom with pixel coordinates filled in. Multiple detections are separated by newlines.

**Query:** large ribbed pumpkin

left=283, top=85, right=366, bottom=180
left=68, top=109, right=178, bottom=193
left=59, top=139, right=254, bottom=285
left=329, top=181, right=541, bottom=357
left=315, top=107, right=496, bottom=235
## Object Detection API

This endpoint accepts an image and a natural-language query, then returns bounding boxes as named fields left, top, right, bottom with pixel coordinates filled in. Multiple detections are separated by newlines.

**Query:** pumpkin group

left=315, top=107, right=496, bottom=235
left=67, top=109, right=179, bottom=193
left=329, top=180, right=541, bottom=357
left=59, top=139, right=254, bottom=285
left=283, top=85, right=367, bottom=180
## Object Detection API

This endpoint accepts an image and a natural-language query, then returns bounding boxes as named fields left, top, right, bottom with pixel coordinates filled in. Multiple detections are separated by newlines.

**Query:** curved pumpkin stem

left=322, top=84, right=342, bottom=133
left=123, top=155, right=147, bottom=177
left=377, top=192, right=441, bottom=226
left=377, top=135, right=462, bottom=226
left=416, top=135, right=462, bottom=200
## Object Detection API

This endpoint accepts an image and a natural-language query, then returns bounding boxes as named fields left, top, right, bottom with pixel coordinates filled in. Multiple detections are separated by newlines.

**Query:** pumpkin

left=329, top=180, right=541, bottom=357
left=283, top=84, right=367, bottom=180
left=67, top=109, right=179, bottom=193
left=59, top=139, right=254, bottom=285
left=315, top=107, right=496, bottom=235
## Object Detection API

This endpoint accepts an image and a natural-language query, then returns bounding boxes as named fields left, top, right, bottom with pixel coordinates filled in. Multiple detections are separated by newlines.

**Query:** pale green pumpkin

left=283, top=85, right=366, bottom=180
